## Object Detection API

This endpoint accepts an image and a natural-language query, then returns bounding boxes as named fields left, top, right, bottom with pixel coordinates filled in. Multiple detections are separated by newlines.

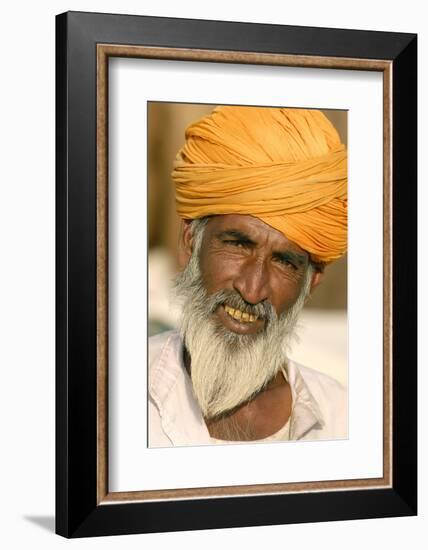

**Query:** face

left=181, top=214, right=320, bottom=337
left=175, top=215, right=321, bottom=419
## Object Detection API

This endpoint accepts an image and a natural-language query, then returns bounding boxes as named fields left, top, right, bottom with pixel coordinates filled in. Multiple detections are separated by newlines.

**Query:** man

left=149, top=106, right=347, bottom=447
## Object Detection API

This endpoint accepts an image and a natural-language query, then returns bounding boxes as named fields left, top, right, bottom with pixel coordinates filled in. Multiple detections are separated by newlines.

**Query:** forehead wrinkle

left=213, top=227, right=308, bottom=265
left=210, top=217, right=307, bottom=254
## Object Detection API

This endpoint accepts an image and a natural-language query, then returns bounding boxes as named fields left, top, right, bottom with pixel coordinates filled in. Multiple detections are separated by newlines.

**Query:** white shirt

left=209, top=416, right=291, bottom=445
left=148, top=330, right=347, bottom=448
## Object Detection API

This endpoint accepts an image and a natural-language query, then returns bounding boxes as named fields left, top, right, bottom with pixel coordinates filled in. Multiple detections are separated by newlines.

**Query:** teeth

left=224, top=305, right=258, bottom=323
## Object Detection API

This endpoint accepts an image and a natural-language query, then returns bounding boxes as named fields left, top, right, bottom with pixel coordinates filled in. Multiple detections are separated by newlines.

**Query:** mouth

left=224, top=305, right=259, bottom=323
left=215, top=303, right=266, bottom=335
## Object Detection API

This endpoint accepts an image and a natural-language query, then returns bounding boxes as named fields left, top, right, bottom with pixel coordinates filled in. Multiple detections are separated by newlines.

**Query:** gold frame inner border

left=96, top=44, right=392, bottom=504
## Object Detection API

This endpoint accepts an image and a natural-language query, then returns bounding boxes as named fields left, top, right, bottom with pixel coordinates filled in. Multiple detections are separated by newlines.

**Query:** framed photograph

left=56, top=11, right=417, bottom=537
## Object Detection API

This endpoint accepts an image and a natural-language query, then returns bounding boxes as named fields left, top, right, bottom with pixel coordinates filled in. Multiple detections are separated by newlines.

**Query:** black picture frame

left=56, top=10, right=417, bottom=538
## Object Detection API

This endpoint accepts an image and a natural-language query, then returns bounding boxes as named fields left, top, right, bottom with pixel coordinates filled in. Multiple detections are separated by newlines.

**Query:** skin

left=179, top=214, right=323, bottom=441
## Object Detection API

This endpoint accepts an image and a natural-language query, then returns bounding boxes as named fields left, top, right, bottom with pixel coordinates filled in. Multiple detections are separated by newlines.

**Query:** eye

left=274, top=255, right=298, bottom=270
left=223, top=240, right=248, bottom=248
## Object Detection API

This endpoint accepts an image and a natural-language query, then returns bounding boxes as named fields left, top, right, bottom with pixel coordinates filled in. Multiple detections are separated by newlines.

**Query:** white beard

left=172, top=233, right=312, bottom=420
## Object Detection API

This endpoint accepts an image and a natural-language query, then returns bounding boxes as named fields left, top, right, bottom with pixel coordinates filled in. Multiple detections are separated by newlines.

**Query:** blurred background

left=148, top=103, right=347, bottom=386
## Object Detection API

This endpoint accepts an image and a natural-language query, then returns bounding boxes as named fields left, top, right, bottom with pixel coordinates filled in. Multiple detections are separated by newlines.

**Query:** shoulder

left=295, top=362, right=346, bottom=398
left=290, top=360, right=348, bottom=438
left=148, top=329, right=185, bottom=398
left=149, top=329, right=181, bottom=367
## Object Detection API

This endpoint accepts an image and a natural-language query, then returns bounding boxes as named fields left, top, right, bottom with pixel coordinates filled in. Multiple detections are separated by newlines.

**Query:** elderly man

left=149, top=106, right=347, bottom=447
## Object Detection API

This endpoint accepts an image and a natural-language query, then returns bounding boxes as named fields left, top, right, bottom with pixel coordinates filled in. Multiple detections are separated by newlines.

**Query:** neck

left=183, top=346, right=192, bottom=376
left=206, top=370, right=291, bottom=441
left=183, top=345, right=291, bottom=441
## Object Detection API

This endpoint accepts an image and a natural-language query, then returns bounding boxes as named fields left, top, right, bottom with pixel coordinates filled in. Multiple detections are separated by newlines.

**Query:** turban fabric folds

left=171, top=106, right=347, bottom=263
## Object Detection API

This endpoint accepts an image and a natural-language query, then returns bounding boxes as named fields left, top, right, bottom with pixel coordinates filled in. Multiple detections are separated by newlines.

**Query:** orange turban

left=171, top=106, right=347, bottom=263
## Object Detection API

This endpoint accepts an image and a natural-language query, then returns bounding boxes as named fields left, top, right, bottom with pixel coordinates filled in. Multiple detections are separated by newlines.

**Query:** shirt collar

left=150, top=330, right=325, bottom=445
left=285, top=359, right=325, bottom=439
left=150, top=331, right=210, bottom=445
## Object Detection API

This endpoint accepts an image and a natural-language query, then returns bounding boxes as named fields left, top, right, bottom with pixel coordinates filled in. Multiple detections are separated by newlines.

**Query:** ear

left=177, top=220, right=194, bottom=269
left=309, top=270, right=324, bottom=294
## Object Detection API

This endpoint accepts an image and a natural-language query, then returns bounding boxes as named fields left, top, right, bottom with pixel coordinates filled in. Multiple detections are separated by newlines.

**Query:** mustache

left=205, top=289, right=277, bottom=322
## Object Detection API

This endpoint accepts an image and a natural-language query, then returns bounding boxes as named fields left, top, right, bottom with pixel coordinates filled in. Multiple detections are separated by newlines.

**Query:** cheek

left=270, top=275, right=305, bottom=315
left=199, top=250, right=241, bottom=292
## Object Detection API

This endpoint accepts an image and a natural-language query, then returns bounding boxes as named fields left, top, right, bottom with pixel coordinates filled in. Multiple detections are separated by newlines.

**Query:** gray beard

left=172, top=243, right=312, bottom=420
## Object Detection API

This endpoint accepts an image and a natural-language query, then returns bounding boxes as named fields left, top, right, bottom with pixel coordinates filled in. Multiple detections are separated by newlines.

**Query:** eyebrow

left=215, top=230, right=256, bottom=244
left=215, top=229, right=308, bottom=265
left=273, top=251, right=308, bottom=267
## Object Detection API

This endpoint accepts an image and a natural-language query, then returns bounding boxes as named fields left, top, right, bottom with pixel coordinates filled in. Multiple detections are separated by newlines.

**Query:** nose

left=232, top=257, right=270, bottom=305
